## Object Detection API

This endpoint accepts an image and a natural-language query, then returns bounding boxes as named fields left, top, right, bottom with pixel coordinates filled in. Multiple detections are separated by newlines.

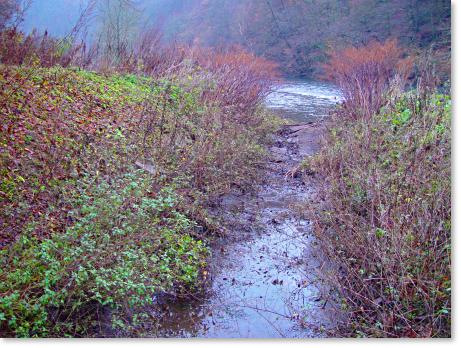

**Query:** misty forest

left=0, top=0, right=451, bottom=338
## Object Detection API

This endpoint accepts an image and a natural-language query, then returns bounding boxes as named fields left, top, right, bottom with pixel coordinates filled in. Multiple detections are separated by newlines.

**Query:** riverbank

left=308, top=91, right=451, bottom=337
left=0, top=62, right=279, bottom=337
left=0, top=59, right=344, bottom=337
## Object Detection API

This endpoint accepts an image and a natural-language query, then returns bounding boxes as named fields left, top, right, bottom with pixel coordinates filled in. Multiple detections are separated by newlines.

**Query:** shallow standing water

left=146, top=80, right=342, bottom=338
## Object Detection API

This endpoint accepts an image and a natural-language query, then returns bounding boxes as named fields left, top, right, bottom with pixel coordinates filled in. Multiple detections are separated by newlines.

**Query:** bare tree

left=0, top=0, right=32, bottom=30
left=65, top=0, right=98, bottom=42
left=97, top=0, right=141, bottom=61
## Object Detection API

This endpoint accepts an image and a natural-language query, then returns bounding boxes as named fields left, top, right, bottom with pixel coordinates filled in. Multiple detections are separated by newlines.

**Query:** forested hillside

left=21, top=0, right=451, bottom=77
left=160, top=0, right=451, bottom=77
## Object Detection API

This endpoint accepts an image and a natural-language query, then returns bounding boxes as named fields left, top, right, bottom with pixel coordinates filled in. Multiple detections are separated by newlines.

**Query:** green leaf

left=375, top=228, right=386, bottom=239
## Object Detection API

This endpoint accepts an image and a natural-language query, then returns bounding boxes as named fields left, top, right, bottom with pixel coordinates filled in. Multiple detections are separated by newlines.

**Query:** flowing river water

left=265, top=79, right=343, bottom=123
left=134, top=80, right=342, bottom=338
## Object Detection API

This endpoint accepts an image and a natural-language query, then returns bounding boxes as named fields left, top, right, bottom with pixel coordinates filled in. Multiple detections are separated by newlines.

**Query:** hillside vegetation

left=0, top=30, right=279, bottom=336
left=20, top=0, right=451, bottom=78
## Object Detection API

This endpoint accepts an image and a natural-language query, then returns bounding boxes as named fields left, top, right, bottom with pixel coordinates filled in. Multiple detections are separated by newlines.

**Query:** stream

left=147, top=80, right=341, bottom=338
left=265, top=79, right=343, bottom=123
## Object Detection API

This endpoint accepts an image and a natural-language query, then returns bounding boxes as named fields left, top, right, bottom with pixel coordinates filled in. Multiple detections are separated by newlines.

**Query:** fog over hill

left=22, top=0, right=92, bottom=37
left=21, top=0, right=186, bottom=38
left=21, top=0, right=450, bottom=76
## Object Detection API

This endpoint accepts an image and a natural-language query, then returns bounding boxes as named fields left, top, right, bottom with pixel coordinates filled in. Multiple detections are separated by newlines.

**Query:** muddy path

left=152, top=121, right=338, bottom=338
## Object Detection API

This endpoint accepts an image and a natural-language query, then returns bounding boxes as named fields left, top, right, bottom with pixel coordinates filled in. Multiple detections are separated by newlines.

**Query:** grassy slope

left=0, top=64, right=279, bottom=336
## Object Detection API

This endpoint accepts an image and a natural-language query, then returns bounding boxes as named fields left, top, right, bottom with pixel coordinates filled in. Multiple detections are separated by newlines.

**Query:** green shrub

left=0, top=171, right=209, bottom=337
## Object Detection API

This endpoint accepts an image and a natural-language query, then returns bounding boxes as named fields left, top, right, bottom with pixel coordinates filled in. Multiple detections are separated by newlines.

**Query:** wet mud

left=152, top=122, right=339, bottom=338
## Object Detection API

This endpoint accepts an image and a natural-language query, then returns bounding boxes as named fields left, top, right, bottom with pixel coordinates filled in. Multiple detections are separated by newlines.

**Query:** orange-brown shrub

left=195, top=46, right=279, bottom=123
left=323, top=39, right=413, bottom=119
